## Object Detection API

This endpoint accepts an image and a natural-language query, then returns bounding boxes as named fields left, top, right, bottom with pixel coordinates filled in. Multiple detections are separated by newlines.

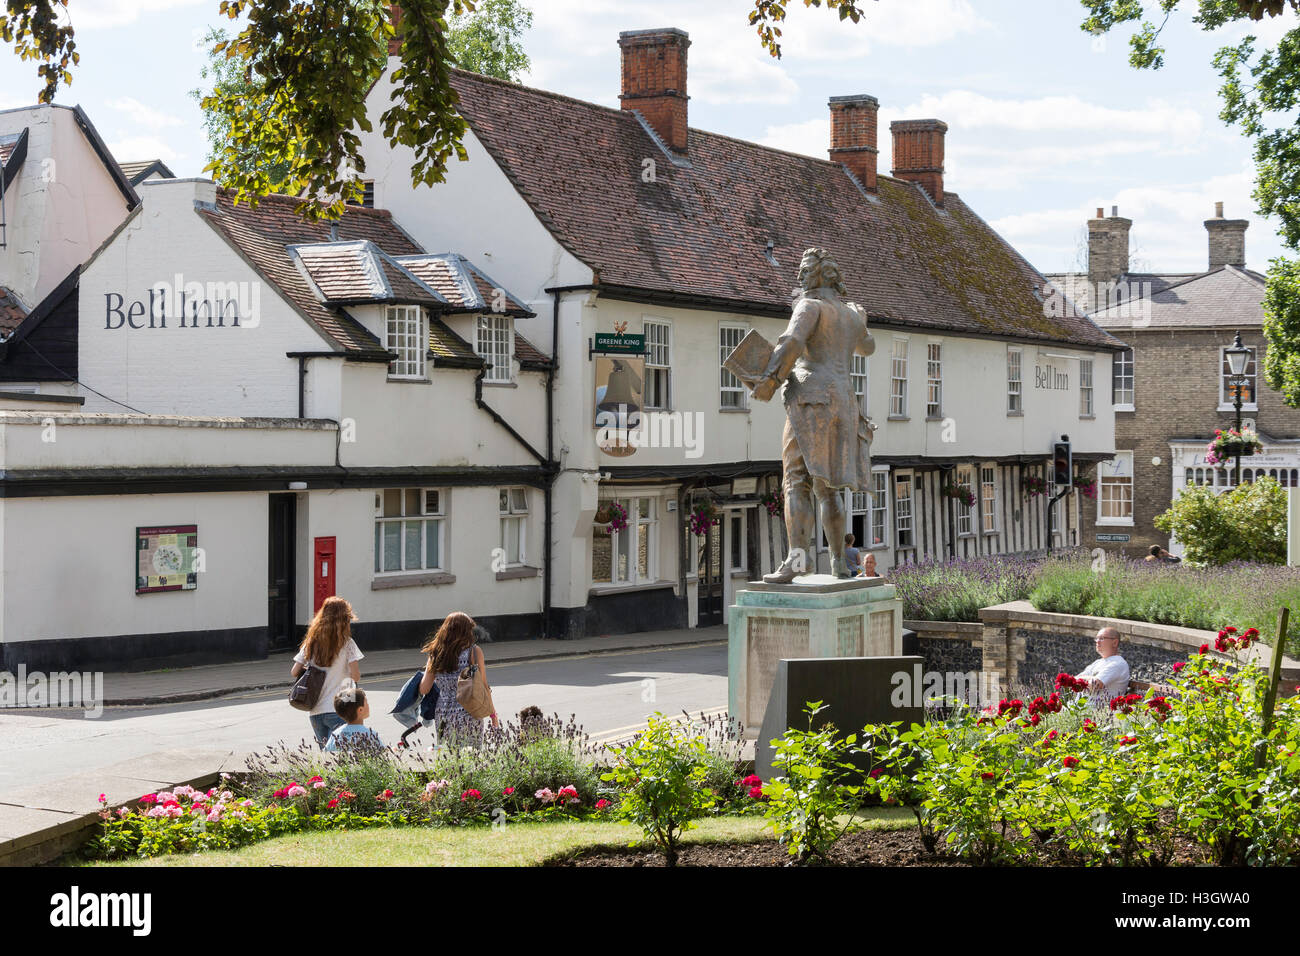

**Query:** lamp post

left=1225, top=332, right=1251, bottom=489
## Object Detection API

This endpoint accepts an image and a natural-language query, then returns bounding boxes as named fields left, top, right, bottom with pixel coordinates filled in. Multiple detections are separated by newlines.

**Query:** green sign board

left=593, top=333, right=646, bottom=355
left=1096, top=533, right=1130, bottom=543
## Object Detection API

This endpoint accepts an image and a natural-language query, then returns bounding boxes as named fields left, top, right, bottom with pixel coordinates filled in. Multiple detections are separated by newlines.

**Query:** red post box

left=313, top=536, right=336, bottom=613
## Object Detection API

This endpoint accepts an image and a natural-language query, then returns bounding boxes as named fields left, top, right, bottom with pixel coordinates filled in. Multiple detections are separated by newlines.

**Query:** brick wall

left=1078, top=327, right=1300, bottom=554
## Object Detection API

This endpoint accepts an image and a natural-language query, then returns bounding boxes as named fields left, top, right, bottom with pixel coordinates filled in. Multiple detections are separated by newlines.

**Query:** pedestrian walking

left=419, top=612, right=499, bottom=748
left=291, top=596, right=365, bottom=748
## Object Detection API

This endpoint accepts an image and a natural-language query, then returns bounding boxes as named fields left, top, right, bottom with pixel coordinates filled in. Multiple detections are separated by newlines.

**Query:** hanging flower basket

left=758, top=489, right=782, bottom=517
left=1206, top=428, right=1262, bottom=467
left=688, top=501, right=721, bottom=536
left=1022, top=475, right=1048, bottom=498
left=940, top=484, right=975, bottom=509
left=601, top=502, right=628, bottom=534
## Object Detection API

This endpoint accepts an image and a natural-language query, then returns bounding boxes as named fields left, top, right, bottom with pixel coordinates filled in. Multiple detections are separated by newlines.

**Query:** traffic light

left=1052, top=438, right=1072, bottom=489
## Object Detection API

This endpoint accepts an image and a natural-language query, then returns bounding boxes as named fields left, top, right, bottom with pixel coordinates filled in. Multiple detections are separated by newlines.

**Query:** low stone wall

left=904, top=620, right=984, bottom=676
left=978, top=601, right=1300, bottom=696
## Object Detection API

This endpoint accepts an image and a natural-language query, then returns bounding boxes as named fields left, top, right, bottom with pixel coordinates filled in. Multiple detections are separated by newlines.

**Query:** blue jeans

left=309, top=712, right=345, bottom=749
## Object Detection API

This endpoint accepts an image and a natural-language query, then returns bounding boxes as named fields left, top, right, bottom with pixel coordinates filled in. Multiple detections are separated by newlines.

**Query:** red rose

left=1172, top=662, right=1185, bottom=673
left=461, top=789, right=482, bottom=802
left=748, top=786, right=764, bottom=799
left=503, top=787, right=515, bottom=796
left=1199, top=644, right=1210, bottom=655
left=869, top=768, right=884, bottom=778
left=1118, top=735, right=1138, bottom=746
left=1083, top=719, right=1096, bottom=733
left=980, top=772, right=996, bottom=781
left=742, top=774, right=762, bottom=787
left=1028, top=713, right=1042, bottom=726
left=1062, top=756, right=1080, bottom=769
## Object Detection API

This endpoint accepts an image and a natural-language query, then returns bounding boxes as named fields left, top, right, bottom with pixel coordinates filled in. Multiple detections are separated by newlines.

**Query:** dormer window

left=387, top=305, right=426, bottom=379
left=477, top=314, right=514, bottom=383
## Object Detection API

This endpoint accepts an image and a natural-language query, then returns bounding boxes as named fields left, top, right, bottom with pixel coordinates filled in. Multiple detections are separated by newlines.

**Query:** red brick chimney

left=618, top=28, right=690, bottom=154
left=388, top=3, right=403, bottom=55
left=890, top=119, right=947, bottom=205
left=828, top=95, right=879, bottom=192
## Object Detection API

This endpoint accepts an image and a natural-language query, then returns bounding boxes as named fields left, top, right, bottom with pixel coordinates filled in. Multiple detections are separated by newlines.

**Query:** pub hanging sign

left=590, top=325, right=647, bottom=358
left=136, top=525, right=200, bottom=594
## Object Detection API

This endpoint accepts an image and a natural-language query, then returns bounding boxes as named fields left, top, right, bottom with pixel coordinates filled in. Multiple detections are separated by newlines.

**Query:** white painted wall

left=2, top=491, right=266, bottom=642
left=0, top=106, right=132, bottom=308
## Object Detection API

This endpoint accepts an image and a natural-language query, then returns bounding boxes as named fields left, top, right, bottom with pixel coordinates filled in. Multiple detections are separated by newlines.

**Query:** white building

left=0, top=25, right=1121, bottom=670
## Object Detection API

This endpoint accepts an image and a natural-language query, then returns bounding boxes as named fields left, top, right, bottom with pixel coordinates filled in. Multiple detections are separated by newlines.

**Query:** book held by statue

left=723, top=329, right=774, bottom=386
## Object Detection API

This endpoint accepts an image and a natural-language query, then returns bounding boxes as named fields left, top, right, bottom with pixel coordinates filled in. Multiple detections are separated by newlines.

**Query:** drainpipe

left=542, top=284, right=598, bottom=639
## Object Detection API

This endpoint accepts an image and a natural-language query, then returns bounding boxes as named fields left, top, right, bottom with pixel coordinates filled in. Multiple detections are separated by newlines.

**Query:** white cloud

left=994, top=165, right=1280, bottom=274
left=779, top=0, right=989, bottom=58
left=106, top=97, right=184, bottom=130
left=106, top=134, right=184, bottom=165
left=887, top=91, right=1202, bottom=137
left=66, top=0, right=209, bottom=30
left=759, top=118, right=828, bottom=158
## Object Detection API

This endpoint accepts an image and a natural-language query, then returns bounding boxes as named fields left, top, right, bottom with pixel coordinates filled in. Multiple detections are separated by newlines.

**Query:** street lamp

left=1225, top=332, right=1251, bottom=488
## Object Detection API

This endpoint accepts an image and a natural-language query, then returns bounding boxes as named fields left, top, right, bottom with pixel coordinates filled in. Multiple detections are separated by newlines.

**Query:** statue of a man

left=751, top=248, right=876, bottom=581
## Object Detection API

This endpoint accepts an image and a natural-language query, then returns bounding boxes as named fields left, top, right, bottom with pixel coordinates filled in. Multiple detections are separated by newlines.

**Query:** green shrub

left=1154, top=476, right=1287, bottom=566
left=600, top=713, right=717, bottom=866
left=761, top=702, right=863, bottom=864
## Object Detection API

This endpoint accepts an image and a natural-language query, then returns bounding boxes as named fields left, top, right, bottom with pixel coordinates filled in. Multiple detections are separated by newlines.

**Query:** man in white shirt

left=1075, top=626, right=1131, bottom=701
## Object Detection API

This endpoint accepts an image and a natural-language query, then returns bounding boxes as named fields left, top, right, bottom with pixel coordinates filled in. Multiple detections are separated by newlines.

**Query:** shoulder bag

left=289, top=661, right=327, bottom=712
left=455, top=646, right=495, bottom=719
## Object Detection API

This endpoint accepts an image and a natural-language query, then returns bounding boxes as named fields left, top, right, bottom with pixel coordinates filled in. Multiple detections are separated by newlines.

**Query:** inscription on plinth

left=746, top=617, right=810, bottom=728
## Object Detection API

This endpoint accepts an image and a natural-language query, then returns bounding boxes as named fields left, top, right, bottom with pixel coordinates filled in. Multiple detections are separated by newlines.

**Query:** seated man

left=1075, top=626, right=1130, bottom=700
left=843, top=534, right=862, bottom=575
left=858, top=552, right=881, bottom=578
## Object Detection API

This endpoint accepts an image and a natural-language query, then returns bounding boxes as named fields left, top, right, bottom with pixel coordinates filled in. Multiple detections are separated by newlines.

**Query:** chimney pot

left=388, top=3, right=403, bottom=56
left=1095, top=207, right=1104, bottom=219
left=828, top=94, right=879, bottom=192
left=618, top=28, right=691, bottom=154
left=1205, top=204, right=1248, bottom=270
left=890, top=118, right=947, bottom=205
left=1111, top=205, right=1118, bottom=217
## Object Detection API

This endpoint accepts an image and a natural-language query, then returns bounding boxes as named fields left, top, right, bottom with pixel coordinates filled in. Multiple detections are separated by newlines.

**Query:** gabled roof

left=198, top=190, right=424, bottom=355
left=395, top=253, right=534, bottom=316
left=290, top=240, right=447, bottom=307
left=0, top=286, right=28, bottom=336
left=117, top=159, right=176, bottom=187
left=448, top=69, right=1123, bottom=352
left=1090, top=265, right=1265, bottom=330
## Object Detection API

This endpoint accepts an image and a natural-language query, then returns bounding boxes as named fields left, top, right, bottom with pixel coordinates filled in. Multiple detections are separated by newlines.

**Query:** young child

left=324, top=680, right=382, bottom=752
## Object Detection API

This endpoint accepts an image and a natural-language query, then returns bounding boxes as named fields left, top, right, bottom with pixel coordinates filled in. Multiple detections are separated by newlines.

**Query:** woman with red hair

left=291, top=596, right=365, bottom=748
left=419, top=611, right=498, bottom=746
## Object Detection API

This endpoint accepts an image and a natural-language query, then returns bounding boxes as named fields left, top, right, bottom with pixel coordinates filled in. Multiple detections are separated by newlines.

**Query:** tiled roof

left=1090, top=265, right=1265, bottom=330
left=117, top=159, right=176, bottom=186
left=450, top=70, right=1123, bottom=352
left=395, top=253, right=533, bottom=316
left=0, top=138, right=17, bottom=167
left=429, top=319, right=482, bottom=366
left=0, top=287, right=28, bottom=336
left=198, top=191, right=423, bottom=354
left=291, top=241, right=446, bottom=307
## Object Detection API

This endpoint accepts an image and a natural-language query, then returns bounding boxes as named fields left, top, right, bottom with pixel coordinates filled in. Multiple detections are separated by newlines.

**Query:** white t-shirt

left=294, top=638, right=364, bottom=716
left=1077, top=654, right=1130, bottom=700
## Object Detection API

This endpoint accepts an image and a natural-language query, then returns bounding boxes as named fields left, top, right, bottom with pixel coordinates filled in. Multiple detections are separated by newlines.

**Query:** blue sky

left=1, top=0, right=1294, bottom=274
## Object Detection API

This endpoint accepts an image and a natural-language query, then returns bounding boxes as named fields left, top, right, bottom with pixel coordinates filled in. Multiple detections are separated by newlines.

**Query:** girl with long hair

left=418, top=611, right=498, bottom=746
left=291, top=595, right=365, bottom=748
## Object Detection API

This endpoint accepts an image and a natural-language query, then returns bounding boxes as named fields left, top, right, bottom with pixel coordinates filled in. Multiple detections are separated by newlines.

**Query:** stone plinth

left=728, top=574, right=903, bottom=737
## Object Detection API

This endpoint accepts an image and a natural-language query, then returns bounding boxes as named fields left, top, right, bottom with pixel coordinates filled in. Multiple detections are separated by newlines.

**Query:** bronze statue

left=751, top=248, right=876, bottom=581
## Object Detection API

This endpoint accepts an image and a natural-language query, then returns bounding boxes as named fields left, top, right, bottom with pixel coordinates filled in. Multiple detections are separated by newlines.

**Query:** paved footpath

left=97, top=626, right=727, bottom=706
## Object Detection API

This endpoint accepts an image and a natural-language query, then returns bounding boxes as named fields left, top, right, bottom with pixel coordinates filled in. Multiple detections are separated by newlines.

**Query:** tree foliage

left=4, top=0, right=867, bottom=219
left=1082, top=2, right=1300, bottom=405
left=189, top=0, right=530, bottom=197
left=1153, top=475, right=1288, bottom=565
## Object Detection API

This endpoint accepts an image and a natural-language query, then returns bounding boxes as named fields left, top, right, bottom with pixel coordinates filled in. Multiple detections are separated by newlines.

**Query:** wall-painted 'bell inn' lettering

left=104, top=279, right=261, bottom=330
left=1035, top=364, right=1069, bottom=390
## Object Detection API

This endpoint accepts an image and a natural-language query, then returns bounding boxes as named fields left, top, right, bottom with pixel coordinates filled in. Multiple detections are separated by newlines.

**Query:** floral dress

left=432, top=647, right=481, bottom=744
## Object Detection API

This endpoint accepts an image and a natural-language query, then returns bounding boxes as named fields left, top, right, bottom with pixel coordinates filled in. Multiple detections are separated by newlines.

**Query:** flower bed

left=890, top=553, right=1042, bottom=622
left=86, top=712, right=763, bottom=861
